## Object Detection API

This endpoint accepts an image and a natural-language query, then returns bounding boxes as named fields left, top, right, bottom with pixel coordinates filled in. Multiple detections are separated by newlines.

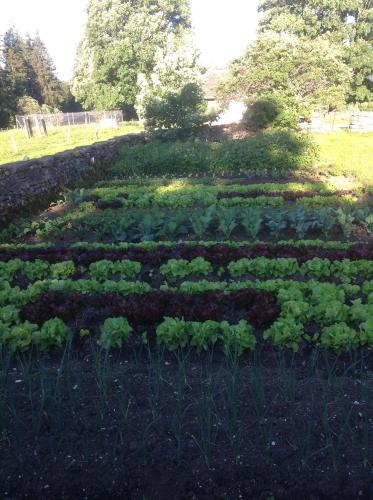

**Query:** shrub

left=16, top=96, right=41, bottom=115
left=111, top=131, right=319, bottom=178
left=143, top=82, right=216, bottom=139
left=242, top=96, right=300, bottom=131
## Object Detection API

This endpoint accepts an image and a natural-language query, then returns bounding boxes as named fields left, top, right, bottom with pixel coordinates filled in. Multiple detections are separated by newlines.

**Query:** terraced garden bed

left=0, top=174, right=372, bottom=498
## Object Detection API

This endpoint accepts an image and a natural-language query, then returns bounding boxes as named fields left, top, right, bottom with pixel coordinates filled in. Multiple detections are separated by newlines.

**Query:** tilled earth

left=0, top=347, right=372, bottom=499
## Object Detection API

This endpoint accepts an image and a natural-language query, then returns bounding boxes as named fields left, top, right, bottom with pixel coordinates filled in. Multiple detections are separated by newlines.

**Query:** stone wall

left=302, top=111, right=373, bottom=133
left=350, top=112, right=373, bottom=132
left=0, top=132, right=145, bottom=223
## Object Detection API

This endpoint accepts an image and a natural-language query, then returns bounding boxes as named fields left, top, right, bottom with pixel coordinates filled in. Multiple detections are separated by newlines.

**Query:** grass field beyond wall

left=0, top=121, right=143, bottom=165
left=314, top=130, right=373, bottom=186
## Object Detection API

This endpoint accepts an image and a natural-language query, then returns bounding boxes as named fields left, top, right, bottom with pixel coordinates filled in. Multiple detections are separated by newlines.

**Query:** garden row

left=1, top=256, right=373, bottom=285
left=1, top=168, right=371, bottom=356
left=71, top=181, right=365, bottom=210
left=1, top=270, right=373, bottom=352
left=1, top=239, right=372, bottom=260
left=2, top=205, right=371, bottom=243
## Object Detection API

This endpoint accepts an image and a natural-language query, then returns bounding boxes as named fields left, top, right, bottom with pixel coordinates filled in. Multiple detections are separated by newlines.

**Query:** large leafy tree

left=72, top=0, right=193, bottom=110
left=220, top=32, right=351, bottom=117
left=258, top=0, right=373, bottom=103
left=135, top=31, right=203, bottom=116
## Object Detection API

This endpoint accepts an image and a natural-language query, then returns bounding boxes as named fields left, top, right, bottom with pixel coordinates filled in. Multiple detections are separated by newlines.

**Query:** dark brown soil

left=0, top=347, right=372, bottom=500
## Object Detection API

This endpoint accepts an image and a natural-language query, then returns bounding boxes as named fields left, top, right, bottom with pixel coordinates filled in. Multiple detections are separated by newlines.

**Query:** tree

left=1, top=28, right=63, bottom=126
left=0, top=67, right=13, bottom=127
left=220, top=32, right=351, bottom=129
left=29, top=33, right=62, bottom=108
left=72, top=0, right=193, bottom=110
left=135, top=31, right=203, bottom=116
left=221, top=33, right=351, bottom=116
left=59, top=82, right=82, bottom=112
left=258, top=0, right=373, bottom=103
left=2, top=28, right=35, bottom=103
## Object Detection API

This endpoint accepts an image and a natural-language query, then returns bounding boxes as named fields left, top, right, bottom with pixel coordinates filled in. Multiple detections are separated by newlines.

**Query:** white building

left=202, top=69, right=246, bottom=125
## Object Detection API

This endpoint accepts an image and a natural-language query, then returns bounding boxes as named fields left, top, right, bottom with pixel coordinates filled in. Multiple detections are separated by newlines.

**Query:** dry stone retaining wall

left=0, top=132, right=145, bottom=223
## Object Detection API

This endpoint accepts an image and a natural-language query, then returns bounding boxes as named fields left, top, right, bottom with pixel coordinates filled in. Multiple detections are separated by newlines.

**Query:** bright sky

left=0, top=0, right=259, bottom=81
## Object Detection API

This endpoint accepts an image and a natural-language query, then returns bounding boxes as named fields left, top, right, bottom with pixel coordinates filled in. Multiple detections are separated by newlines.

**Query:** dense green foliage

left=221, top=32, right=351, bottom=122
left=0, top=28, right=79, bottom=128
left=100, top=317, right=133, bottom=349
left=143, top=82, right=214, bottom=137
left=242, top=96, right=300, bottom=130
left=2, top=195, right=370, bottom=244
left=1, top=268, right=373, bottom=352
left=220, top=0, right=373, bottom=129
left=72, top=0, right=194, bottom=111
left=258, top=0, right=373, bottom=103
left=112, top=131, right=318, bottom=177
left=0, top=152, right=371, bottom=356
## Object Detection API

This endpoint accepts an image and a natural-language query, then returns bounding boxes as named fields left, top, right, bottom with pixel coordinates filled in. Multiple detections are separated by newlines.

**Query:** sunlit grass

left=314, top=131, right=373, bottom=186
left=0, top=121, right=143, bottom=165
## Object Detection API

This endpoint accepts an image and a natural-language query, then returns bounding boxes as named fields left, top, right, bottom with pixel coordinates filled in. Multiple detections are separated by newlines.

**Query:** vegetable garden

left=0, top=160, right=372, bottom=498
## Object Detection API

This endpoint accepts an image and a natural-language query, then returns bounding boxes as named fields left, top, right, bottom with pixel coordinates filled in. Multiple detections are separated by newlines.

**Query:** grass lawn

left=0, top=121, right=143, bottom=165
left=314, top=130, right=373, bottom=186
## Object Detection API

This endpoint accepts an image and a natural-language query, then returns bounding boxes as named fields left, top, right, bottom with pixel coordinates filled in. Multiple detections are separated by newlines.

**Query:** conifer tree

left=0, top=28, right=63, bottom=125
left=2, top=28, right=35, bottom=101
left=0, top=66, right=13, bottom=127
left=29, top=33, right=62, bottom=108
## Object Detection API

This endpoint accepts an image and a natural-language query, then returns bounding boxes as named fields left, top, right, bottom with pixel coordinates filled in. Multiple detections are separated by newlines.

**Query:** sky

left=0, top=0, right=259, bottom=81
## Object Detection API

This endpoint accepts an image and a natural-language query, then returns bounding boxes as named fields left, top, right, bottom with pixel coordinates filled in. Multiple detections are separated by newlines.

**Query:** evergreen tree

left=0, top=28, right=63, bottom=126
left=258, top=0, right=373, bottom=103
left=29, top=33, right=62, bottom=108
left=0, top=66, right=13, bottom=127
left=72, top=0, right=194, bottom=110
left=2, top=28, right=35, bottom=101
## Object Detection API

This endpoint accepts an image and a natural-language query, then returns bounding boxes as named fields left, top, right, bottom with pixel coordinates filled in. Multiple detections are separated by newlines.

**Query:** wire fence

left=15, top=110, right=124, bottom=131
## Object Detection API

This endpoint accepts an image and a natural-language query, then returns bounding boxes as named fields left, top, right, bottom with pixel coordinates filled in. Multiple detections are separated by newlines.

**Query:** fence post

left=34, top=115, right=42, bottom=136
left=40, top=118, right=48, bottom=136
left=25, top=118, right=33, bottom=138
left=9, top=131, right=18, bottom=154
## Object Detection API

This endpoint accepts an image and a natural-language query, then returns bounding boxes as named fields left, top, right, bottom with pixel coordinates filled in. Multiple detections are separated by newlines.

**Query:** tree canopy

left=72, top=0, right=195, bottom=111
left=258, top=0, right=373, bottom=102
left=221, top=32, right=351, bottom=115
left=28, top=33, right=62, bottom=108
left=0, top=28, right=77, bottom=128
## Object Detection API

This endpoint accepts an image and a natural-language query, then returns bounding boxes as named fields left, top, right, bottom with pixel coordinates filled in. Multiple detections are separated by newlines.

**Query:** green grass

left=314, top=131, right=373, bottom=186
left=0, top=121, right=143, bottom=165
